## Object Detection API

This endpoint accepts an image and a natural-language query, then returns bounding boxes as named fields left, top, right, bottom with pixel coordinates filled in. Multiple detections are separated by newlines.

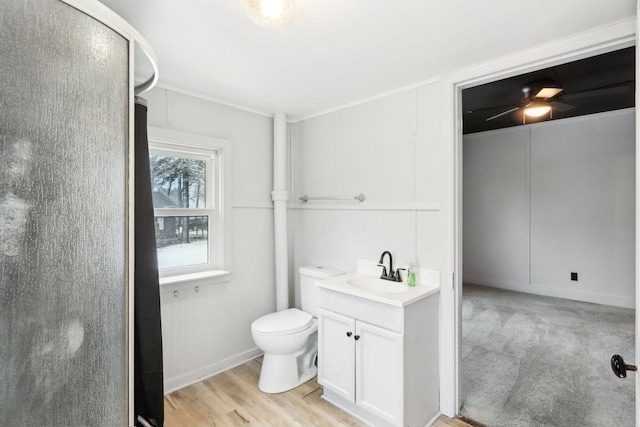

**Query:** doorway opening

left=459, top=47, right=636, bottom=426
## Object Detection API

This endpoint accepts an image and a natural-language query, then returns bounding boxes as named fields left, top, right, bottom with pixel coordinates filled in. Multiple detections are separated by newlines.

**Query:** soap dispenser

left=407, top=262, right=416, bottom=287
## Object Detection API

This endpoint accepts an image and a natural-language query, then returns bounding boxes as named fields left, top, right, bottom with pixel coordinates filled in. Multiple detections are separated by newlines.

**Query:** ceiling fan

left=482, top=81, right=631, bottom=122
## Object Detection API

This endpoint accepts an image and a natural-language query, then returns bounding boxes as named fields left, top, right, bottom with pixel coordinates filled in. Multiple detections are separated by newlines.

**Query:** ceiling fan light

left=524, top=104, right=551, bottom=118
left=244, top=0, right=293, bottom=29
left=535, top=87, right=563, bottom=99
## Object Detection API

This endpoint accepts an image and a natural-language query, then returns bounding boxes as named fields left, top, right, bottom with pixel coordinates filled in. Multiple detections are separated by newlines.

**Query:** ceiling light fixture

left=524, top=102, right=551, bottom=118
left=534, top=87, right=563, bottom=99
left=243, top=0, right=294, bottom=29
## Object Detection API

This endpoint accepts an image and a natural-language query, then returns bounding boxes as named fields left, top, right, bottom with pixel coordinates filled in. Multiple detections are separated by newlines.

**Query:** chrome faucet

left=378, top=251, right=405, bottom=282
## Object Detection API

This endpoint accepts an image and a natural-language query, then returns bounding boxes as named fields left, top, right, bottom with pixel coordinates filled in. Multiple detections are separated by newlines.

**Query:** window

left=148, top=127, right=232, bottom=283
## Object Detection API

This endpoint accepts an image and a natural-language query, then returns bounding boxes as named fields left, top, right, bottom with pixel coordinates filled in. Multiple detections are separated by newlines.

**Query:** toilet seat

left=251, top=308, right=313, bottom=336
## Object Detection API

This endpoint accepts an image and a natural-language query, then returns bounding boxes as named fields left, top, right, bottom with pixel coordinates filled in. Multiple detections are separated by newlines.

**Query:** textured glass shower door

left=0, top=0, right=129, bottom=425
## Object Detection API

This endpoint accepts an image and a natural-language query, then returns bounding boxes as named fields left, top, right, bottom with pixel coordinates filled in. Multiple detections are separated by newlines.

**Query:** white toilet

left=251, top=266, right=344, bottom=394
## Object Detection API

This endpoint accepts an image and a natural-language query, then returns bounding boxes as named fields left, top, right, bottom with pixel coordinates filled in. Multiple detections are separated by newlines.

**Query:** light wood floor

left=164, top=357, right=472, bottom=427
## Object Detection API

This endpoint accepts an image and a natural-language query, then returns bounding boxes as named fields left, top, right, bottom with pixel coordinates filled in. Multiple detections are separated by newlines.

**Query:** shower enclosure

left=0, top=0, right=157, bottom=425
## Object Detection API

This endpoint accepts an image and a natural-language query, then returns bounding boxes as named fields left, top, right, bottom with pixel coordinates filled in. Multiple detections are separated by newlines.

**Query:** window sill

left=159, top=270, right=232, bottom=289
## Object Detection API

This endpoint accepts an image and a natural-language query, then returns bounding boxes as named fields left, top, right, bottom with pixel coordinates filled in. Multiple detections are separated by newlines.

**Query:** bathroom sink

left=316, top=260, right=440, bottom=307
left=346, top=277, right=409, bottom=294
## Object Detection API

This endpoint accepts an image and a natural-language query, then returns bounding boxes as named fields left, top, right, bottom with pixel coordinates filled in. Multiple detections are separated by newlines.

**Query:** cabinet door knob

left=173, top=290, right=179, bottom=298
left=346, top=332, right=352, bottom=337
left=354, top=335, right=360, bottom=340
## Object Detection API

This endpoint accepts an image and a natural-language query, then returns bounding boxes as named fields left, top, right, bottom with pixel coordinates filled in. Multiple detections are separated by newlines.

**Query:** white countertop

left=317, top=271, right=440, bottom=307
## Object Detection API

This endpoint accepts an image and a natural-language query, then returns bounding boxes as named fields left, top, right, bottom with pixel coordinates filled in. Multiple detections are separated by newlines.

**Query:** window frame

left=147, top=127, right=232, bottom=285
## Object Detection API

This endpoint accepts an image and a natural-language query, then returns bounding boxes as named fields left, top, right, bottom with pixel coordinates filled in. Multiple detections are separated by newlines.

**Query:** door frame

left=440, top=17, right=638, bottom=418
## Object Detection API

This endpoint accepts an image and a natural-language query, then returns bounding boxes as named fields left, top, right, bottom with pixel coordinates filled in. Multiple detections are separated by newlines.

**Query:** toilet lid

left=251, top=308, right=313, bottom=335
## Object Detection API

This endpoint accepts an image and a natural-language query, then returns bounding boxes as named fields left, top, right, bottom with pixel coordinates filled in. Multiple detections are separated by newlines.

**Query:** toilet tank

left=299, top=266, right=344, bottom=317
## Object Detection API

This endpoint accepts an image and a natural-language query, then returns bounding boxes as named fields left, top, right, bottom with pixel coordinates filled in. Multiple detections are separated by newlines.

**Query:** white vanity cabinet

left=318, top=310, right=357, bottom=402
left=355, top=320, right=404, bottom=423
left=317, top=286, right=439, bottom=427
left=319, top=309, right=404, bottom=424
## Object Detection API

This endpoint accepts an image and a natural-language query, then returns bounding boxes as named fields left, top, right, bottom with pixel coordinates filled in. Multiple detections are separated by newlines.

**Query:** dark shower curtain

left=134, top=97, right=164, bottom=427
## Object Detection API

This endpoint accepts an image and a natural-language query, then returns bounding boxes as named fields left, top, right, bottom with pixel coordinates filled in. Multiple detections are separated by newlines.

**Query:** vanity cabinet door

left=318, top=309, right=356, bottom=402
left=355, top=321, right=404, bottom=426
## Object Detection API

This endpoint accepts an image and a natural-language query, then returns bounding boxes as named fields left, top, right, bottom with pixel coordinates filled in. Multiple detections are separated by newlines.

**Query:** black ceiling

left=462, top=47, right=635, bottom=135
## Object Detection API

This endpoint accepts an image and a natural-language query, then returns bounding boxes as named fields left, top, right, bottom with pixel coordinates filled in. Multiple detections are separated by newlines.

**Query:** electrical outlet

left=571, top=272, right=578, bottom=281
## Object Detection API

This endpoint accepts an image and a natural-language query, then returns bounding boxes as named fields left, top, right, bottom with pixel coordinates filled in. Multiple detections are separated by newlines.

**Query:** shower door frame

left=56, top=1, right=158, bottom=424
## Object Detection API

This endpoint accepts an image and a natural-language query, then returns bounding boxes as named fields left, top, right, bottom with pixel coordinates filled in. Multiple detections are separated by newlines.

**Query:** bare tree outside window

left=150, top=154, right=210, bottom=269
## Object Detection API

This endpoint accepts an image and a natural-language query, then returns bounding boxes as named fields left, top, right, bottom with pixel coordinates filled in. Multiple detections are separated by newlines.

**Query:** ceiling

left=99, top=0, right=636, bottom=120
left=462, top=47, right=636, bottom=134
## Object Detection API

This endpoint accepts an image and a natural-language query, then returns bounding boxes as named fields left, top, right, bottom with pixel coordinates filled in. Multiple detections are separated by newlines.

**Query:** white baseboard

left=321, top=393, right=376, bottom=426
left=425, top=411, right=442, bottom=427
left=464, top=280, right=634, bottom=309
left=164, top=347, right=263, bottom=394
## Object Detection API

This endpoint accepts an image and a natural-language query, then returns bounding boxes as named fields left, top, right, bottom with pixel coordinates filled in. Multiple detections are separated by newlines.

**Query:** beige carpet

left=461, top=284, right=635, bottom=427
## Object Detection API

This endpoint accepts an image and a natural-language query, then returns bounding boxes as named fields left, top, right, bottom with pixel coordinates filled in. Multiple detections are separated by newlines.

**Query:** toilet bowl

left=251, top=309, right=318, bottom=393
left=251, top=266, right=343, bottom=394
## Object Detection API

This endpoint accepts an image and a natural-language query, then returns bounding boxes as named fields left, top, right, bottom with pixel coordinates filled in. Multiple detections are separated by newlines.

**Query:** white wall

left=142, top=88, right=275, bottom=391
left=463, top=127, right=530, bottom=289
left=463, top=109, right=635, bottom=308
left=290, top=82, right=445, bottom=308
left=289, top=82, right=446, bottom=419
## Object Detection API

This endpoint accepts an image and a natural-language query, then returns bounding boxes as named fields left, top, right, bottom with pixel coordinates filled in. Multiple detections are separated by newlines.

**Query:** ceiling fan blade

left=561, top=85, right=630, bottom=101
left=550, top=101, right=575, bottom=112
left=467, top=103, right=520, bottom=114
left=486, top=106, right=521, bottom=121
